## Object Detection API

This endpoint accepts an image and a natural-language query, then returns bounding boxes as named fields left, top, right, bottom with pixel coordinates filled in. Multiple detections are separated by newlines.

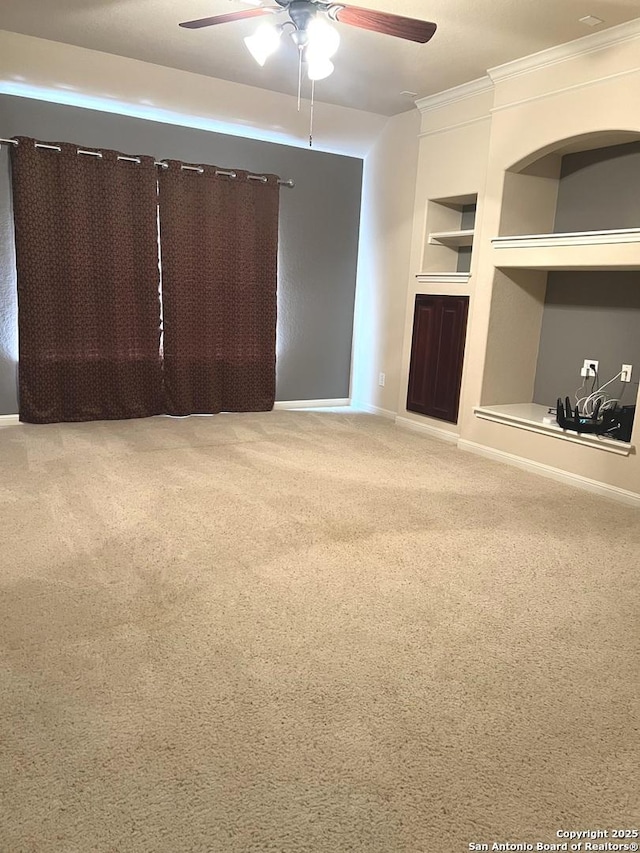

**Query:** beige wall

left=0, top=30, right=386, bottom=157
left=351, top=109, right=420, bottom=415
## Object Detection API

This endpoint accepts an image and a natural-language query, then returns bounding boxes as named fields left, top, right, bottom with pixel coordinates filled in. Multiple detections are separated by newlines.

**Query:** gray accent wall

left=554, top=141, right=640, bottom=233
left=533, top=272, right=640, bottom=408
left=0, top=144, right=18, bottom=413
left=456, top=205, right=476, bottom=274
left=0, top=95, right=363, bottom=414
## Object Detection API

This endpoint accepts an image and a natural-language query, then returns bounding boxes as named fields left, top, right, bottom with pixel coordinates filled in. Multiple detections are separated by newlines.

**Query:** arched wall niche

left=507, top=130, right=640, bottom=176
left=498, top=130, right=640, bottom=237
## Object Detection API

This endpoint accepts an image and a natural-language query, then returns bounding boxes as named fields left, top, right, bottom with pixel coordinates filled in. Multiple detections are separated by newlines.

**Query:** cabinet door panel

left=407, top=295, right=469, bottom=423
left=406, top=299, right=438, bottom=414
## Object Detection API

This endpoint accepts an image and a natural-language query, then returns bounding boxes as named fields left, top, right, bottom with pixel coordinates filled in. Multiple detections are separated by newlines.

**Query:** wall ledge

left=459, top=438, right=640, bottom=508
left=416, top=272, right=471, bottom=284
left=492, top=227, right=640, bottom=249
left=474, top=404, right=633, bottom=456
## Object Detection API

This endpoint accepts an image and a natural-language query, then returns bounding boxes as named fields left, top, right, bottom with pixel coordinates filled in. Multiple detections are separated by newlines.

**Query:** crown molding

left=488, top=17, right=640, bottom=84
left=415, top=77, right=493, bottom=114
left=490, top=65, right=640, bottom=113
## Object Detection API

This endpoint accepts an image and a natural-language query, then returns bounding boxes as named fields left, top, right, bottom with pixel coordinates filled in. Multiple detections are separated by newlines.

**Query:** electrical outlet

left=580, top=359, right=599, bottom=378
left=378, top=372, right=385, bottom=387
left=621, top=364, right=633, bottom=383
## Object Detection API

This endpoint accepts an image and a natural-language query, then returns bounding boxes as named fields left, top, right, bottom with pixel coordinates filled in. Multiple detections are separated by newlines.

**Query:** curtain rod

left=0, top=137, right=295, bottom=187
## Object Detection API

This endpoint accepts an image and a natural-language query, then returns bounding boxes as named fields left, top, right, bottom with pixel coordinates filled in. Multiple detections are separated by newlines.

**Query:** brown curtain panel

left=158, top=163, right=280, bottom=415
left=11, top=137, right=163, bottom=424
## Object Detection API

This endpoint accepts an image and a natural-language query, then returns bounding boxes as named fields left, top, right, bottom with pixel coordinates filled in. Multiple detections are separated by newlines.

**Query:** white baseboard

left=274, top=399, right=351, bottom=410
left=351, top=402, right=396, bottom=420
left=395, top=415, right=459, bottom=444
left=2, top=406, right=354, bottom=422
left=0, top=414, right=19, bottom=427
left=458, top=439, right=640, bottom=508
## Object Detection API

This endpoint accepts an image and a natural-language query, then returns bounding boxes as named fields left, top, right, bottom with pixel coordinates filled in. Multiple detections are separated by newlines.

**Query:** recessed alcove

left=533, top=272, right=640, bottom=410
left=420, top=194, right=477, bottom=281
left=497, top=132, right=640, bottom=239
left=478, top=133, right=640, bottom=451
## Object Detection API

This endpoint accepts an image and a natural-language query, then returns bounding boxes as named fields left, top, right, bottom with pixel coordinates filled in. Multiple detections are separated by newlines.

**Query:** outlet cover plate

left=581, top=359, right=599, bottom=377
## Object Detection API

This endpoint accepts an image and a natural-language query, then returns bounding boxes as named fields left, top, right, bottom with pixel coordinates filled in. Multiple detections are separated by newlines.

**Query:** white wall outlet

left=621, top=364, right=633, bottom=383
left=580, top=359, right=599, bottom=378
left=378, top=372, right=386, bottom=387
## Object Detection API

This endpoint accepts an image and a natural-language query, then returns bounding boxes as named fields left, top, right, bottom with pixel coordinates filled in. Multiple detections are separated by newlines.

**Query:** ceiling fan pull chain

left=297, top=45, right=303, bottom=112
left=309, top=79, right=315, bottom=148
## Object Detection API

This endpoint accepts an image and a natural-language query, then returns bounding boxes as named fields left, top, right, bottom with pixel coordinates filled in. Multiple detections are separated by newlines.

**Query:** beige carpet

left=1, top=411, right=638, bottom=852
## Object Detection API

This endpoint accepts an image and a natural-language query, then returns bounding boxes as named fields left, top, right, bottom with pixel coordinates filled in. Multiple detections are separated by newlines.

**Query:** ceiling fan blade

left=329, top=5, right=437, bottom=43
left=179, top=7, right=278, bottom=30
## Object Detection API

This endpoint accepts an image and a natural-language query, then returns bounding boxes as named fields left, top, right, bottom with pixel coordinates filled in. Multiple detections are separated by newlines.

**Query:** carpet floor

left=0, top=411, right=638, bottom=852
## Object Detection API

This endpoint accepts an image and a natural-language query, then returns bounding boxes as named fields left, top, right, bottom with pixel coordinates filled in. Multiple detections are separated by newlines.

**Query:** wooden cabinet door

left=406, top=295, right=469, bottom=423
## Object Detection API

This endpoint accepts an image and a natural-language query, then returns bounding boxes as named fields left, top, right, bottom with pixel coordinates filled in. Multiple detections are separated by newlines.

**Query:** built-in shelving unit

left=478, top=137, right=640, bottom=454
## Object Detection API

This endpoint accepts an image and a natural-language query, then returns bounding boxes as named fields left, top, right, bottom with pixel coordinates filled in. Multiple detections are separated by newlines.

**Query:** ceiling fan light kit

left=307, top=56, right=334, bottom=81
left=243, top=9, right=340, bottom=78
left=244, top=22, right=282, bottom=66
left=306, top=16, right=340, bottom=58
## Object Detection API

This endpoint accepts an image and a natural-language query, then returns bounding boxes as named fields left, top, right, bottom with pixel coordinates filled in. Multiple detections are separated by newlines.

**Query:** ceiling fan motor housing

left=287, top=1, right=319, bottom=33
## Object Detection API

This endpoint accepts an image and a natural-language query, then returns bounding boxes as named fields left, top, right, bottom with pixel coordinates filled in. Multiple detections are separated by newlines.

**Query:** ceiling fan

left=180, top=2, right=437, bottom=43
left=179, top=2, right=437, bottom=80
left=179, top=1, right=437, bottom=146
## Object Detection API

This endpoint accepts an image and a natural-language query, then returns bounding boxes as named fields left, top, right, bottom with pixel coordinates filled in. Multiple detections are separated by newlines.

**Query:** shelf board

left=493, top=227, right=640, bottom=249
left=416, top=272, right=470, bottom=284
left=431, top=194, right=478, bottom=209
left=491, top=227, right=640, bottom=269
left=429, top=229, right=474, bottom=248
left=474, top=403, right=633, bottom=456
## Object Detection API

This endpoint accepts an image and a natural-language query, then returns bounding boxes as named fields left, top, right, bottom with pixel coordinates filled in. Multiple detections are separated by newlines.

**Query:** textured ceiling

left=0, top=0, right=639, bottom=115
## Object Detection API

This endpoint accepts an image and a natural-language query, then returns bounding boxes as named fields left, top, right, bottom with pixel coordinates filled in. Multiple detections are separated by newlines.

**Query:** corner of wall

left=351, top=108, right=421, bottom=415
